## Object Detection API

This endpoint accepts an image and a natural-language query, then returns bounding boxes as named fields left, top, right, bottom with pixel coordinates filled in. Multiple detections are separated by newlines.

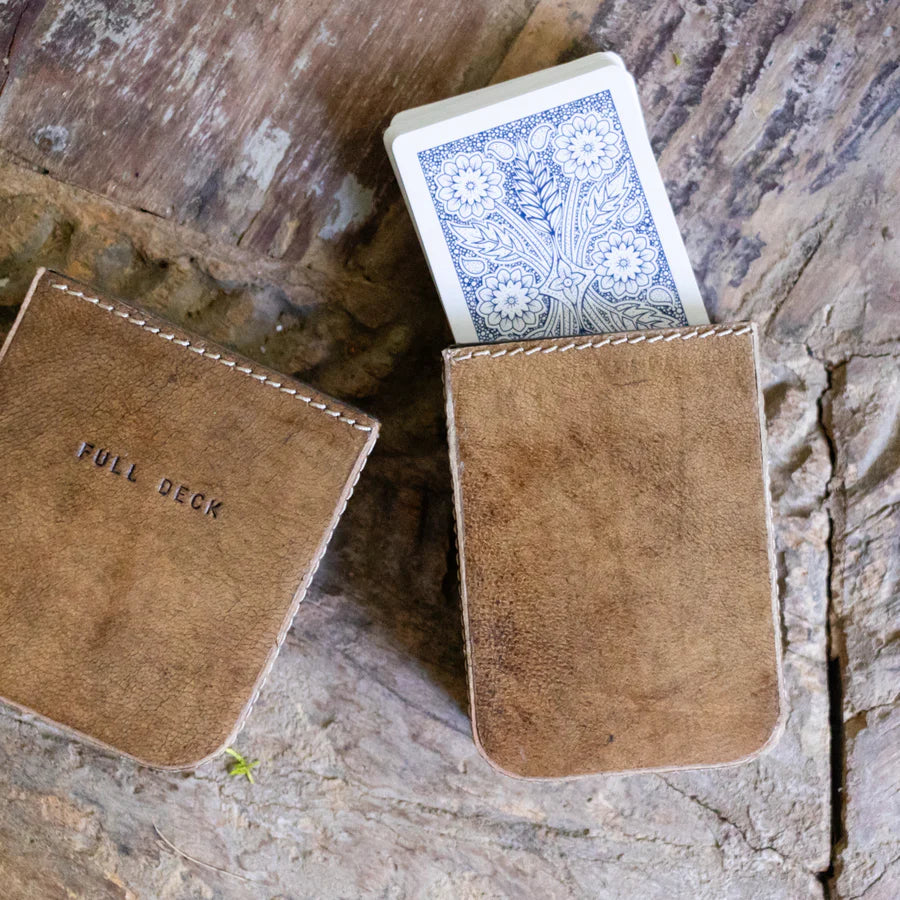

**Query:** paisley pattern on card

left=417, top=91, right=690, bottom=342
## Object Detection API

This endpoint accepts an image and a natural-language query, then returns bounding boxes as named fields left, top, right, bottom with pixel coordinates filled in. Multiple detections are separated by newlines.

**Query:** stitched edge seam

left=448, top=324, right=753, bottom=362
left=221, top=429, right=378, bottom=768
left=50, top=282, right=373, bottom=433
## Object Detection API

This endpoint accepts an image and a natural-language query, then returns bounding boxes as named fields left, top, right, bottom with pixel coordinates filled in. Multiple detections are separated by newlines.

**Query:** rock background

left=0, top=1, right=896, bottom=897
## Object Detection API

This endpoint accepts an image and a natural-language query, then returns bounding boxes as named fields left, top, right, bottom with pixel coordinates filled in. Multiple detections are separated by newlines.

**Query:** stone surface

left=0, top=0, right=534, bottom=259
left=829, top=356, right=900, bottom=900
left=0, top=0, right=897, bottom=897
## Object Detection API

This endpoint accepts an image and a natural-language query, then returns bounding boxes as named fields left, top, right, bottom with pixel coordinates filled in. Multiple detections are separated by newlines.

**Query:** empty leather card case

left=0, top=269, right=378, bottom=768
left=444, top=323, right=783, bottom=778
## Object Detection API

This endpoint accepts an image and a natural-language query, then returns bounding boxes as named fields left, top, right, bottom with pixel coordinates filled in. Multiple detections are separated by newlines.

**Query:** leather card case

left=443, top=322, right=784, bottom=779
left=0, top=269, right=379, bottom=769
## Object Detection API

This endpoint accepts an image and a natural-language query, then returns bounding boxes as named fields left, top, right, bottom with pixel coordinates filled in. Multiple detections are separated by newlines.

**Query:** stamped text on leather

left=75, top=439, right=224, bottom=518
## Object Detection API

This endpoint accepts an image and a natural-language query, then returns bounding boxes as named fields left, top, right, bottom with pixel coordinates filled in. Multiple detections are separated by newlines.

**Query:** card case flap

left=0, top=269, right=379, bottom=768
left=443, top=323, right=783, bottom=778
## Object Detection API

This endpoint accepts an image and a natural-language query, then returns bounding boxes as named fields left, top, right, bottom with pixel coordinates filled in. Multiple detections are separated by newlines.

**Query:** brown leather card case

left=444, top=323, right=783, bottom=779
left=0, top=269, right=378, bottom=768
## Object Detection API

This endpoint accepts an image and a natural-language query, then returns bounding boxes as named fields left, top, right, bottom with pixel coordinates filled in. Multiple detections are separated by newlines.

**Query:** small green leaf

left=672, top=51, right=682, bottom=66
left=224, top=747, right=260, bottom=783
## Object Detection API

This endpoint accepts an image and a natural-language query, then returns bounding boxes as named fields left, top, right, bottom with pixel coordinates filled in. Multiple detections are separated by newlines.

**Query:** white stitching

left=50, top=283, right=374, bottom=433
left=448, top=325, right=752, bottom=363
left=216, top=411, right=378, bottom=758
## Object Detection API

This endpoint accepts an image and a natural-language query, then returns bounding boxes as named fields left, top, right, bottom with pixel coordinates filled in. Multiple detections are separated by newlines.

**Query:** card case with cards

left=0, top=269, right=379, bottom=768
left=443, top=322, right=784, bottom=778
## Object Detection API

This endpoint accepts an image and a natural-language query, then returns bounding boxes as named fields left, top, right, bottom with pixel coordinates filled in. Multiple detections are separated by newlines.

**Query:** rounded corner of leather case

left=469, top=726, right=598, bottom=780
left=129, top=727, right=237, bottom=772
left=739, top=698, right=788, bottom=764
left=701, top=695, right=788, bottom=772
left=79, top=699, right=249, bottom=771
left=470, top=735, right=532, bottom=781
left=468, top=713, right=552, bottom=780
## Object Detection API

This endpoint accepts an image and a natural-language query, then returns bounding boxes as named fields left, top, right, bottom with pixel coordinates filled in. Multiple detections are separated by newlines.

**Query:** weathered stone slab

left=0, top=0, right=534, bottom=258
left=830, top=356, right=900, bottom=900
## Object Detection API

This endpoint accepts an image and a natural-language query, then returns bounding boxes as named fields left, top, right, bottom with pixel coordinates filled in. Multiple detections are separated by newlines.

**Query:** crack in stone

left=763, top=216, right=836, bottom=337
left=609, top=828, right=698, bottom=851
left=849, top=853, right=900, bottom=899
left=825, top=348, right=900, bottom=367
left=848, top=696, right=900, bottom=719
left=817, top=360, right=844, bottom=899
left=362, top=793, right=598, bottom=844
left=657, top=776, right=788, bottom=862
left=842, top=500, right=900, bottom=540
left=0, top=1, right=33, bottom=95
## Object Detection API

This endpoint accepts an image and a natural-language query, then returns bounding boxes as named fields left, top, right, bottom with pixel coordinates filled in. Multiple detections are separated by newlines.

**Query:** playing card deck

left=386, top=52, right=708, bottom=343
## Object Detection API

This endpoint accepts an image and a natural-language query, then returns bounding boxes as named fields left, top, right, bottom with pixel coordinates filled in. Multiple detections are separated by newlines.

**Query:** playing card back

left=388, top=63, right=707, bottom=343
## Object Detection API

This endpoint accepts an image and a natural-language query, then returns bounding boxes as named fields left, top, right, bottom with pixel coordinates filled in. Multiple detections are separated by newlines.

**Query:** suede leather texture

left=0, top=269, right=378, bottom=768
left=444, top=324, right=782, bottom=778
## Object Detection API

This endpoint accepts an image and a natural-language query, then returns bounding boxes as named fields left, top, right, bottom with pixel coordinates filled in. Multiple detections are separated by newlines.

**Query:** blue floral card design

left=390, top=68, right=707, bottom=343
